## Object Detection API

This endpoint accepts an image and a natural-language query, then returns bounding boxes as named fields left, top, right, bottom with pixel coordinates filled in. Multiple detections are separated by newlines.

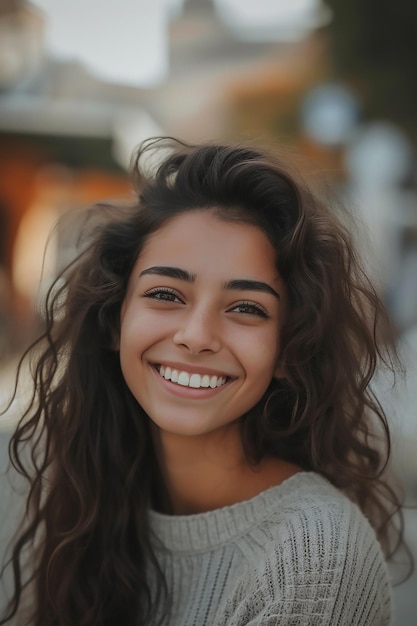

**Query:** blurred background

left=0, top=0, right=416, bottom=622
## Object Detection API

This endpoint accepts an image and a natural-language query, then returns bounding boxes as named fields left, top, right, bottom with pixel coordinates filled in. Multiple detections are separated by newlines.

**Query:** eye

left=143, top=288, right=184, bottom=303
left=228, top=301, right=269, bottom=318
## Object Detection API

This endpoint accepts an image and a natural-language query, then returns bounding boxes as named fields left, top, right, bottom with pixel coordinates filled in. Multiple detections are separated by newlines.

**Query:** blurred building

left=151, top=0, right=329, bottom=142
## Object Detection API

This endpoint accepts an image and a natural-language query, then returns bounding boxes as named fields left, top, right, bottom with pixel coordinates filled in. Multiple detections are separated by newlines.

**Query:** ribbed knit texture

left=148, top=472, right=391, bottom=625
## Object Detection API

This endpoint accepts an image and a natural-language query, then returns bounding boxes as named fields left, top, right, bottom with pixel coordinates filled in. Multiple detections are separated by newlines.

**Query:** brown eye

left=144, top=288, right=184, bottom=303
left=229, top=302, right=269, bottom=318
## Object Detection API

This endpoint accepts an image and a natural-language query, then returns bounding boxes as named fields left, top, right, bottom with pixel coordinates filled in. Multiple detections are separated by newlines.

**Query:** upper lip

left=151, top=361, right=235, bottom=378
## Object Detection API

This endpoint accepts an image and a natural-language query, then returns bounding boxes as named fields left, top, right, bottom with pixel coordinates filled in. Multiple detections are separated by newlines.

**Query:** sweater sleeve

left=216, top=498, right=392, bottom=626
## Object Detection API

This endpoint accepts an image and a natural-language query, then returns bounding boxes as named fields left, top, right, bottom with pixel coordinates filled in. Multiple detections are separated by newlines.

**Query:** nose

left=173, top=305, right=221, bottom=354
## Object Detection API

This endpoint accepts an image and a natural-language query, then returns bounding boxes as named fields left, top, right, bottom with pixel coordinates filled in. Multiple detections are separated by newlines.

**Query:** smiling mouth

left=154, top=364, right=229, bottom=389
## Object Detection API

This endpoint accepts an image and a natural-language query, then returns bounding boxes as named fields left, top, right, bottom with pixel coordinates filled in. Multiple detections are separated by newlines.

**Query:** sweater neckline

left=149, top=471, right=323, bottom=552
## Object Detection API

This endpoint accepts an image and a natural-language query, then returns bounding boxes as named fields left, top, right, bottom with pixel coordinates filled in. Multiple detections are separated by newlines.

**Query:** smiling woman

left=0, top=138, right=408, bottom=625
left=119, top=211, right=285, bottom=444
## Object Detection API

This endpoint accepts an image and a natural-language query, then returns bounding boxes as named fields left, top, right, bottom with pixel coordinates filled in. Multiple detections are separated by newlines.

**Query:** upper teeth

left=158, top=365, right=227, bottom=389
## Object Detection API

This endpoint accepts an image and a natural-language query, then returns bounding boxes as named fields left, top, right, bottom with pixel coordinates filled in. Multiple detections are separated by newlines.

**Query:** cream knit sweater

left=148, top=472, right=391, bottom=625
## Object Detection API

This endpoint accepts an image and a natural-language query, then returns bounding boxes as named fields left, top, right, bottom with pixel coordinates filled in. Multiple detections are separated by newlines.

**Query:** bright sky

left=32, top=0, right=177, bottom=86
left=32, top=0, right=324, bottom=86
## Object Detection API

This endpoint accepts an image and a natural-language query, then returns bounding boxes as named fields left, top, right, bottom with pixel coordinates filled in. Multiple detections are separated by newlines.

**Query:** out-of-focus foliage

left=326, top=0, right=417, bottom=140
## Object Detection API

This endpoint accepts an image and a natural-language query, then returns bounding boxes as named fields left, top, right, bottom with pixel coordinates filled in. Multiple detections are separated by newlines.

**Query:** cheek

left=239, top=327, right=281, bottom=368
left=121, top=307, right=152, bottom=342
left=119, top=310, right=145, bottom=368
left=119, top=309, right=172, bottom=369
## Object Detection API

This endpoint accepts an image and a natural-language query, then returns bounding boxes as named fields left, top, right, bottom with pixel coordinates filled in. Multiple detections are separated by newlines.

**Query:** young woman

left=1, top=138, right=406, bottom=625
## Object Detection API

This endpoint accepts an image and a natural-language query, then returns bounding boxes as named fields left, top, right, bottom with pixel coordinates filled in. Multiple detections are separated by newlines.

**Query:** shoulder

left=240, top=471, right=379, bottom=550
left=269, top=471, right=375, bottom=544
left=227, top=472, right=392, bottom=625
left=246, top=472, right=388, bottom=582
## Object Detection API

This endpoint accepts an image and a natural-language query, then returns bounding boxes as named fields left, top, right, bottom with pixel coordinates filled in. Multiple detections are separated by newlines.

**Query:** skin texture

left=119, top=210, right=299, bottom=513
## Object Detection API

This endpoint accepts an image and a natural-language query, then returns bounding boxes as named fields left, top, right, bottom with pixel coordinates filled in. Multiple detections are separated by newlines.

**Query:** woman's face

left=119, top=210, right=287, bottom=438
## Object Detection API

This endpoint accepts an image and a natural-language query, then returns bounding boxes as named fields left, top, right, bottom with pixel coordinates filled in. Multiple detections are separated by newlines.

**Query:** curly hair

left=1, top=138, right=407, bottom=625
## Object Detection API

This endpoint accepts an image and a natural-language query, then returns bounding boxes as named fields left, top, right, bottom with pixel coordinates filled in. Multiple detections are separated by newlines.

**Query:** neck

left=151, top=423, right=300, bottom=515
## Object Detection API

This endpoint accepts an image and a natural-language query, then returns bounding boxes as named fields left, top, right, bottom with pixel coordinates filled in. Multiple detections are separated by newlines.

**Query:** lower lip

left=150, top=366, right=233, bottom=399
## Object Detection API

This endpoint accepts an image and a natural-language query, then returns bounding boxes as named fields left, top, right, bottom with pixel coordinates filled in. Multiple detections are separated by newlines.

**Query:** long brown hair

left=1, top=138, right=407, bottom=625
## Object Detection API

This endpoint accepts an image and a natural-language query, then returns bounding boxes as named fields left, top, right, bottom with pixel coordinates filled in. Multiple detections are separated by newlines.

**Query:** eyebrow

left=139, top=266, right=280, bottom=300
left=225, top=279, right=280, bottom=300
left=139, top=266, right=196, bottom=282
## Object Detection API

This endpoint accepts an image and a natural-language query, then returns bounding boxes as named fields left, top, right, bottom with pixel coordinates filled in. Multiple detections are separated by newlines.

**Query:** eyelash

left=229, top=302, right=269, bottom=318
left=143, top=287, right=183, bottom=302
left=144, top=289, right=269, bottom=318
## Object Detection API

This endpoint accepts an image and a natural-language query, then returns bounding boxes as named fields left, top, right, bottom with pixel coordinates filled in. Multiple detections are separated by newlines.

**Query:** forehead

left=136, top=210, right=278, bottom=277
